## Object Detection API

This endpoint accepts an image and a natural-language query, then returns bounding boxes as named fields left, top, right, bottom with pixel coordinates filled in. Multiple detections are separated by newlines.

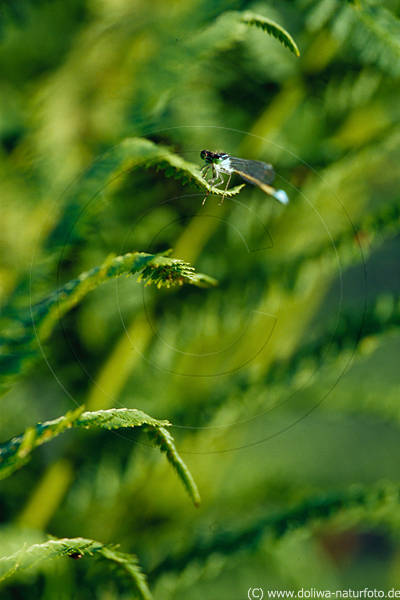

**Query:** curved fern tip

left=242, top=12, right=300, bottom=57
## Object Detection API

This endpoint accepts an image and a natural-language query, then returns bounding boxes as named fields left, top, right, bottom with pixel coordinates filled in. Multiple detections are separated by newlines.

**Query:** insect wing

left=233, top=169, right=275, bottom=197
left=229, top=157, right=275, bottom=184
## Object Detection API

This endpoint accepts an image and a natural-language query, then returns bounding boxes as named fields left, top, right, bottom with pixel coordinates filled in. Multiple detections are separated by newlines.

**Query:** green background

left=1, top=0, right=400, bottom=597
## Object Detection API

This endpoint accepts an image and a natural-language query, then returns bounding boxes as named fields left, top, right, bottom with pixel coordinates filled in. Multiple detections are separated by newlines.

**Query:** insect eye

left=200, top=150, right=207, bottom=160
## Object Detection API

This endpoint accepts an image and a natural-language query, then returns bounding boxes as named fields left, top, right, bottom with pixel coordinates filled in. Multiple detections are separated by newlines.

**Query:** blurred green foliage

left=1, top=0, right=400, bottom=597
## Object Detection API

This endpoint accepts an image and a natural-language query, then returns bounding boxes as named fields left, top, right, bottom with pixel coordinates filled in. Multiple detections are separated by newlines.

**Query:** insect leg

left=212, top=173, right=225, bottom=189
left=219, top=173, right=232, bottom=205
left=201, top=164, right=210, bottom=178
left=201, top=165, right=212, bottom=205
left=202, top=164, right=219, bottom=205
left=202, top=173, right=225, bottom=205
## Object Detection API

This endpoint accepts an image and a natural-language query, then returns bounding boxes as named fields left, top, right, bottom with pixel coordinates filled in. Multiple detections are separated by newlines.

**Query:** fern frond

left=45, top=137, right=244, bottom=251
left=76, top=408, right=171, bottom=431
left=0, top=251, right=216, bottom=394
left=136, top=254, right=217, bottom=290
left=241, top=12, right=300, bottom=57
left=92, top=137, right=244, bottom=199
left=0, top=407, right=168, bottom=481
left=116, top=137, right=244, bottom=197
left=0, top=536, right=152, bottom=600
left=0, top=407, right=199, bottom=506
left=31, top=251, right=216, bottom=339
left=145, top=426, right=201, bottom=508
left=192, top=10, right=300, bottom=59
left=0, top=406, right=85, bottom=480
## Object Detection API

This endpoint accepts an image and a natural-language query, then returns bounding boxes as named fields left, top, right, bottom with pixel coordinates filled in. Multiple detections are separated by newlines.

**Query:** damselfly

left=200, top=150, right=289, bottom=206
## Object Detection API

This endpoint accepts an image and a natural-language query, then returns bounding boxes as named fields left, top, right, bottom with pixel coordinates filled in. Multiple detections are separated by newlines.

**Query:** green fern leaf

left=103, top=137, right=244, bottom=198
left=0, top=251, right=217, bottom=395
left=76, top=408, right=171, bottom=431
left=192, top=10, right=300, bottom=58
left=145, top=426, right=201, bottom=508
left=0, top=536, right=152, bottom=600
left=0, top=407, right=200, bottom=506
left=0, top=407, right=168, bottom=480
left=242, top=12, right=300, bottom=57
left=46, top=137, right=244, bottom=252
left=32, top=251, right=216, bottom=340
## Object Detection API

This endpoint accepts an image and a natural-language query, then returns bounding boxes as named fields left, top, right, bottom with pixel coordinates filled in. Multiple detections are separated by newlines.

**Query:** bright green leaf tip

left=242, top=12, right=300, bottom=57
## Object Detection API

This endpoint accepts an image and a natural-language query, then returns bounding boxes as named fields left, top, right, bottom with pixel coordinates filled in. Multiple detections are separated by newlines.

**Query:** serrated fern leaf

left=145, top=426, right=201, bottom=508
left=136, top=254, right=217, bottom=290
left=76, top=408, right=171, bottom=431
left=31, top=251, right=216, bottom=340
left=0, top=251, right=216, bottom=395
left=241, top=12, right=300, bottom=57
left=0, top=407, right=168, bottom=481
left=193, top=10, right=300, bottom=58
left=0, top=406, right=85, bottom=480
left=90, top=137, right=245, bottom=199
left=0, top=536, right=152, bottom=600
left=0, top=408, right=200, bottom=507
left=46, top=137, right=244, bottom=251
